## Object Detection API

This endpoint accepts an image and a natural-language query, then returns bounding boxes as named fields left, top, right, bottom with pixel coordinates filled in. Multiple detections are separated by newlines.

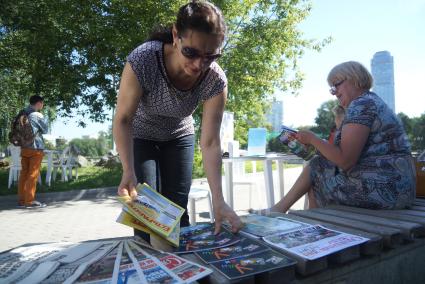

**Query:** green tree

left=310, top=99, right=339, bottom=138
left=1, top=0, right=329, bottom=140
left=410, top=114, right=425, bottom=151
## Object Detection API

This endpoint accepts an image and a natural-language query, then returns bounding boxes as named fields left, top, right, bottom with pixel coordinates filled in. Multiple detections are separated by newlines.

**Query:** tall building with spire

left=371, top=51, right=395, bottom=112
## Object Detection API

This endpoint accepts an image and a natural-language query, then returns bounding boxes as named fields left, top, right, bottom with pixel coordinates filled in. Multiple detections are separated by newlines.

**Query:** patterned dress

left=310, top=92, right=416, bottom=209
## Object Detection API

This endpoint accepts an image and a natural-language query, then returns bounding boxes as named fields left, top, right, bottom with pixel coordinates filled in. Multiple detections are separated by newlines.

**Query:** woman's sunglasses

left=179, top=37, right=222, bottom=63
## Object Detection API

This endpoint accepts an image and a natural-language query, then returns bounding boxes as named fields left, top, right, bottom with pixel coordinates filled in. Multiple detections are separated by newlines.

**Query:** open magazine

left=117, top=183, right=185, bottom=239
left=263, top=223, right=369, bottom=260
left=238, top=214, right=310, bottom=238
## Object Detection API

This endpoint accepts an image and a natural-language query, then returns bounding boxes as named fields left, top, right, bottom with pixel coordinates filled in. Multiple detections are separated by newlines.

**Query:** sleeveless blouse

left=127, top=41, right=227, bottom=141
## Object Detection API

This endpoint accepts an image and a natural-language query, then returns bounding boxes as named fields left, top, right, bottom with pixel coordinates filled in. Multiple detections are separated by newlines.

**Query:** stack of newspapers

left=116, top=183, right=185, bottom=247
left=0, top=239, right=212, bottom=283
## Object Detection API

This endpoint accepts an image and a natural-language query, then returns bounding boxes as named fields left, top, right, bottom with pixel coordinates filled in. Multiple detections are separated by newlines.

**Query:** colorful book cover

left=195, top=237, right=270, bottom=263
left=239, top=214, right=310, bottom=238
left=116, top=210, right=180, bottom=247
left=174, top=223, right=241, bottom=254
left=210, top=249, right=296, bottom=280
left=116, top=183, right=184, bottom=237
left=263, top=225, right=369, bottom=260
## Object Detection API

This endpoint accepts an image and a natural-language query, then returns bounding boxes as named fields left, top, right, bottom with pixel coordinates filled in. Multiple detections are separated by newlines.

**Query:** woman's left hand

left=295, top=130, right=317, bottom=145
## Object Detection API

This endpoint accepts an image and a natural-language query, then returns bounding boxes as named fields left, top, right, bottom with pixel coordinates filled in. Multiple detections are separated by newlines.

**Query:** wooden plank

left=270, top=213, right=383, bottom=256
left=313, top=208, right=422, bottom=241
left=391, top=209, right=425, bottom=218
left=410, top=205, right=425, bottom=212
left=413, top=198, right=425, bottom=206
left=327, top=205, right=425, bottom=233
left=289, top=210, right=403, bottom=248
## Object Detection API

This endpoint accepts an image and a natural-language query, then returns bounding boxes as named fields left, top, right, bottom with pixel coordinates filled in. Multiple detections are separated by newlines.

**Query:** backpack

left=8, top=110, right=35, bottom=148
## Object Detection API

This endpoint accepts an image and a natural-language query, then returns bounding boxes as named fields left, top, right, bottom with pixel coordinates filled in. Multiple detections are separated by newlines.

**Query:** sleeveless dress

left=310, top=92, right=416, bottom=209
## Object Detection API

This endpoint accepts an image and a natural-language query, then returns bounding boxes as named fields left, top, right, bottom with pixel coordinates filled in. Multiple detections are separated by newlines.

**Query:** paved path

left=0, top=166, right=305, bottom=252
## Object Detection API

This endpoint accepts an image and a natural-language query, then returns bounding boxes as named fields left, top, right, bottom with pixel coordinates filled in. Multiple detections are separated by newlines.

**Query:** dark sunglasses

left=179, top=37, right=222, bottom=63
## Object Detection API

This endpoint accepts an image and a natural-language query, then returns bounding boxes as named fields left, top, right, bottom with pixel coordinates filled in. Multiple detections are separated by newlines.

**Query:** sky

left=51, top=0, right=425, bottom=140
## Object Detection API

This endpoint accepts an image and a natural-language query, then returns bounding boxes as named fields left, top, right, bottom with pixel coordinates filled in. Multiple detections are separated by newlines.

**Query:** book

left=174, top=223, right=241, bottom=254
left=195, top=237, right=270, bottom=263
left=239, top=214, right=310, bottom=238
left=263, top=224, right=369, bottom=260
left=278, top=125, right=316, bottom=160
left=116, top=183, right=185, bottom=238
left=210, top=249, right=296, bottom=281
left=116, top=210, right=180, bottom=247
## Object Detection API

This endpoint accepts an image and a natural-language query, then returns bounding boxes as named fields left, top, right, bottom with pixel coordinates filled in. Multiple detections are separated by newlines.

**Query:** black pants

left=133, top=134, right=194, bottom=242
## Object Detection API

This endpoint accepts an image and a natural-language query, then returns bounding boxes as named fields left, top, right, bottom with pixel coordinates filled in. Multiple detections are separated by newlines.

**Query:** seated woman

left=262, top=61, right=416, bottom=213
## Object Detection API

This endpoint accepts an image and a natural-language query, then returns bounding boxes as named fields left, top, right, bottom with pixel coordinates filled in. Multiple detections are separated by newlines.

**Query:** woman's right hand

left=117, top=171, right=138, bottom=199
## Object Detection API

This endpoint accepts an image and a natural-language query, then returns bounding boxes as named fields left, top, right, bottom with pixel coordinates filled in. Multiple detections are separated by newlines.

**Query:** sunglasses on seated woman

left=179, top=37, right=222, bottom=63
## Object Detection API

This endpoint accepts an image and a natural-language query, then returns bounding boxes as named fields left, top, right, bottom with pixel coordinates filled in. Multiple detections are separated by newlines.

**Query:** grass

left=0, top=162, right=302, bottom=196
left=0, top=165, right=122, bottom=196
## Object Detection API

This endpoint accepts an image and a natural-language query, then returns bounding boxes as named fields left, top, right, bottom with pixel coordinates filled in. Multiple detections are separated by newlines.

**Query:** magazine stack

left=116, top=183, right=185, bottom=247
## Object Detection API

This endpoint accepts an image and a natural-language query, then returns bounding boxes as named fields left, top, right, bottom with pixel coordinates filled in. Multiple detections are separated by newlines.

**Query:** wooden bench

left=181, top=198, right=425, bottom=283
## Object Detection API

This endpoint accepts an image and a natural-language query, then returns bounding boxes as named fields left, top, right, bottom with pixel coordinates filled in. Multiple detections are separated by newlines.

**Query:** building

left=371, top=51, right=395, bottom=112
left=266, top=100, right=283, bottom=133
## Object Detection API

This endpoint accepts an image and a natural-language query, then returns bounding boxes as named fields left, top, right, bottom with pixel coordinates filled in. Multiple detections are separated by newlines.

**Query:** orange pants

left=18, top=148, right=44, bottom=206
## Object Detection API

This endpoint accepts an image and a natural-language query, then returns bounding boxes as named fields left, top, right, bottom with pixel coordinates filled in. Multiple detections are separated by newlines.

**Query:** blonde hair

left=327, top=61, right=373, bottom=91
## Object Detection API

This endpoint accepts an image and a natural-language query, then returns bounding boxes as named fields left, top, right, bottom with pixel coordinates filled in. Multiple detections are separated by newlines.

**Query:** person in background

left=18, top=95, right=48, bottom=208
left=255, top=61, right=416, bottom=213
left=113, top=0, right=242, bottom=242
left=327, top=105, right=345, bottom=145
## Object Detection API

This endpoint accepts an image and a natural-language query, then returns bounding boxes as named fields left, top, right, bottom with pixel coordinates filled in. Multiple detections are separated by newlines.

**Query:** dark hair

left=148, top=1, right=226, bottom=43
left=29, top=95, right=44, bottom=105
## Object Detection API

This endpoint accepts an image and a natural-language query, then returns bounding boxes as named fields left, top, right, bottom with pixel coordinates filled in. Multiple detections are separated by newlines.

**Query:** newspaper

left=57, top=241, right=119, bottom=284
left=123, top=241, right=181, bottom=284
left=117, top=183, right=184, bottom=238
left=239, top=214, right=310, bottom=238
left=263, top=225, right=369, bottom=260
left=0, top=242, right=73, bottom=283
left=116, top=210, right=180, bottom=247
left=129, top=241, right=213, bottom=283
left=74, top=241, right=123, bottom=283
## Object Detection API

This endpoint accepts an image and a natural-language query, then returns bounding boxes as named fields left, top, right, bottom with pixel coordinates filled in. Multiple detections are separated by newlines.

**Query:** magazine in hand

left=263, top=224, right=369, bottom=260
left=239, top=214, right=310, bottom=238
left=210, top=249, right=296, bottom=281
left=278, top=125, right=315, bottom=160
left=174, top=223, right=241, bottom=254
left=116, top=210, right=180, bottom=247
left=195, top=237, right=270, bottom=264
left=117, top=183, right=185, bottom=238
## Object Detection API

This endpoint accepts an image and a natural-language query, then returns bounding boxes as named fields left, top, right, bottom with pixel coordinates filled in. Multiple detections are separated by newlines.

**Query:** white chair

left=228, top=141, right=262, bottom=209
left=188, top=185, right=214, bottom=225
left=7, top=145, right=41, bottom=188
left=52, top=146, right=78, bottom=182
